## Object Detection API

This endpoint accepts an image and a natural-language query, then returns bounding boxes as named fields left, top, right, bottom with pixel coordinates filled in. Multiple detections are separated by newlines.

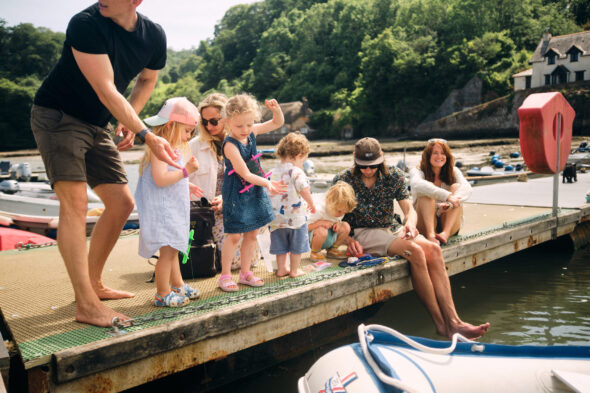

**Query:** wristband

left=136, top=128, right=151, bottom=143
left=182, top=167, right=189, bottom=178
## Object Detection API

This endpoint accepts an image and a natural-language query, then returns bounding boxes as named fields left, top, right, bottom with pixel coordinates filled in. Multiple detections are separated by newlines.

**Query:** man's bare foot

left=289, top=269, right=306, bottom=278
left=450, top=322, right=490, bottom=340
left=76, top=302, right=130, bottom=327
left=435, top=232, right=449, bottom=244
left=276, top=269, right=290, bottom=278
left=94, top=285, right=135, bottom=300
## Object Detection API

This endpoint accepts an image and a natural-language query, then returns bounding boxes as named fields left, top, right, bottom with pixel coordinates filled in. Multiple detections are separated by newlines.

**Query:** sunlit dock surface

left=1, top=173, right=589, bottom=392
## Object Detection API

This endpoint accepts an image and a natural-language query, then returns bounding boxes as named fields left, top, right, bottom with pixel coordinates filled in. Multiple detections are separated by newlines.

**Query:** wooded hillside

left=1, top=0, right=589, bottom=150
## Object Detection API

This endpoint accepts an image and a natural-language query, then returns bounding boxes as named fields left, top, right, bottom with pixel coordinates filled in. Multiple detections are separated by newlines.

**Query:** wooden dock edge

left=27, top=206, right=590, bottom=392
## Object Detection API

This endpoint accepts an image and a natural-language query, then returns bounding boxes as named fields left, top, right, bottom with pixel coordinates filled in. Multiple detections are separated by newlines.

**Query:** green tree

left=0, top=76, right=40, bottom=150
left=0, top=23, right=64, bottom=79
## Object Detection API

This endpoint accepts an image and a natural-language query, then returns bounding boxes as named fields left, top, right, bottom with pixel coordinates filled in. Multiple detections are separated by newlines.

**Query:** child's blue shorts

left=269, top=223, right=310, bottom=255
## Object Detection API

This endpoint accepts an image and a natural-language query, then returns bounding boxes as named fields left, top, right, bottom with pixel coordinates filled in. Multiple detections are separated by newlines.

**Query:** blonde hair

left=224, top=93, right=261, bottom=121
left=275, top=132, right=310, bottom=160
left=197, top=93, right=228, bottom=159
left=139, top=122, right=188, bottom=175
left=325, top=181, right=357, bottom=213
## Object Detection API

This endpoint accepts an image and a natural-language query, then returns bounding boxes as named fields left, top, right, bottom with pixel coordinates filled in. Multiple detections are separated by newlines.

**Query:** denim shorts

left=269, top=223, right=311, bottom=255
left=30, top=105, right=127, bottom=188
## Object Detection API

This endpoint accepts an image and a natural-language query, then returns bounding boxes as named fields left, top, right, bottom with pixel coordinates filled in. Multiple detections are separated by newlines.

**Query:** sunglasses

left=357, top=164, right=380, bottom=170
left=428, top=138, right=447, bottom=144
left=201, top=117, right=221, bottom=127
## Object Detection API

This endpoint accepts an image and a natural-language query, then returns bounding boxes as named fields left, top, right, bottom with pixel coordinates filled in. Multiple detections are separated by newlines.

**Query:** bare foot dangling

left=450, top=322, right=491, bottom=340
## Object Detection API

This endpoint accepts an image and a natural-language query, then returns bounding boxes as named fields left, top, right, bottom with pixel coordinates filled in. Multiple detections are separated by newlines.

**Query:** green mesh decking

left=16, top=265, right=354, bottom=362
left=0, top=204, right=556, bottom=365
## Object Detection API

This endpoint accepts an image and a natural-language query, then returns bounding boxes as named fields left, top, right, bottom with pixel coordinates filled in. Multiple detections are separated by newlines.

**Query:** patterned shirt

left=269, top=162, right=311, bottom=230
left=332, top=166, right=408, bottom=231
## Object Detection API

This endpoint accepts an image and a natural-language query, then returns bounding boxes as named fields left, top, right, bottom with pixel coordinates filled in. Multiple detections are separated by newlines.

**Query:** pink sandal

left=239, top=271, right=264, bottom=287
left=218, top=274, right=238, bottom=292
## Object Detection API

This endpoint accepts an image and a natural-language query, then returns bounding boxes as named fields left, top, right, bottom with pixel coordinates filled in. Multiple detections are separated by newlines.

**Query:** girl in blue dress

left=219, top=94, right=285, bottom=292
left=135, top=97, right=204, bottom=307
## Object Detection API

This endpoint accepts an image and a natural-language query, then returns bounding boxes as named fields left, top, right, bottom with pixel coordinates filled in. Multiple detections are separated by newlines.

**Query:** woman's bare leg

left=415, top=196, right=439, bottom=244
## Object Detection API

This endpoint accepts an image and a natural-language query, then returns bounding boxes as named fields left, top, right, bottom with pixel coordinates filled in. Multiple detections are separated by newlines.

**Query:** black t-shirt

left=34, top=3, right=166, bottom=127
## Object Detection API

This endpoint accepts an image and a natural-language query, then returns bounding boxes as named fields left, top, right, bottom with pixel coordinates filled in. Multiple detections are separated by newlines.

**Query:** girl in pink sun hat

left=135, top=97, right=205, bottom=307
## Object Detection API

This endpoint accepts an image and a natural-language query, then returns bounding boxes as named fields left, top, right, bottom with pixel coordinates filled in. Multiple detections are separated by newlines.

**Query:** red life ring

left=518, top=92, right=575, bottom=174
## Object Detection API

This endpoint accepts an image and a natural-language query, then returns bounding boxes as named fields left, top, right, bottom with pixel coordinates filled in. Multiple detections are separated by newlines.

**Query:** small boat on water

left=0, top=180, right=138, bottom=236
left=298, top=324, right=590, bottom=393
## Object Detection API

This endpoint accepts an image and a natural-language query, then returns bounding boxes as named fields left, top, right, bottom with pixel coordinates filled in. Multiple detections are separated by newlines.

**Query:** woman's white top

left=409, top=166, right=472, bottom=203
left=188, top=137, right=220, bottom=201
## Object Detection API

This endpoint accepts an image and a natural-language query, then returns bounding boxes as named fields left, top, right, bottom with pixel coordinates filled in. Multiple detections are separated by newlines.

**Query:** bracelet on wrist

left=182, top=167, right=189, bottom=178
left=136, top=128, right=152, bottom=143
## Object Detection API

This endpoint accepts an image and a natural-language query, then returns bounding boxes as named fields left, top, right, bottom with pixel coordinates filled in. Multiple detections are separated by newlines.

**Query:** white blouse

left=409, top=166, right=472, bottom=203
left=188, top=137, right=220, bottom=202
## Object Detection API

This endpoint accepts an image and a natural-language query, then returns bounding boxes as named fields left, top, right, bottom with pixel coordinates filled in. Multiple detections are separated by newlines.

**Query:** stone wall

left=422, top=76, right=483, bottom=123
left=413, top=81, right=590, bottom=139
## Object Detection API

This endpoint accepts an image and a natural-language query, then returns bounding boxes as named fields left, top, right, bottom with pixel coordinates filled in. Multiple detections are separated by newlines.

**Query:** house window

left=525, top=76, right=531, bottom=89
left=547, top=53, right=555, bottom=65
left=570, top=51, right=578, bottom=62
left=576, top=71, right=585, bottom=81
left=545, top=74, right=551, bottom=85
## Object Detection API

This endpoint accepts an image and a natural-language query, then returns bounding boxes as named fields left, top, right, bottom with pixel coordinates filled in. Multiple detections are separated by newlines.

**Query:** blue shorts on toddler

left=270, top=224, right=311, bottom=255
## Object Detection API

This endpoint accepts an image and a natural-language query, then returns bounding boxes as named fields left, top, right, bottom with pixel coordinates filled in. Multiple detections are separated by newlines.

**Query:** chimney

left=542, top=28, right=551, bottom=43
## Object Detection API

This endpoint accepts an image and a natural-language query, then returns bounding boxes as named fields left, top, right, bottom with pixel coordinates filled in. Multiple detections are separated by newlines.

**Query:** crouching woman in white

left=410, top=138, right=472, bottom=245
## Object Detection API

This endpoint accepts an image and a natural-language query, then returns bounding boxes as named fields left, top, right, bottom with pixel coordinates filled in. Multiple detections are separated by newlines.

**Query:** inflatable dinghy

left=298, top=324, right=590, bottom=393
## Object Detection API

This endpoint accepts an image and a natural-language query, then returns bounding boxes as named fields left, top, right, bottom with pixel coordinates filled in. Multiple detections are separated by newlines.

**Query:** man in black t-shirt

left=30, top=1, right=178, bottom=327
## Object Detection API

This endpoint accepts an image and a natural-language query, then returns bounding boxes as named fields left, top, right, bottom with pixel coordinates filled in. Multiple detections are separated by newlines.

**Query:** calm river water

left=126, top=240, right=590, bottom=393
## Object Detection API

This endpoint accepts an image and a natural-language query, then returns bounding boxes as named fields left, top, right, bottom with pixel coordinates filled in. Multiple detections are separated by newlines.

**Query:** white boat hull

left=0, top=192, right=138, bottom=235
left=298, top=324, right=590, bottom=393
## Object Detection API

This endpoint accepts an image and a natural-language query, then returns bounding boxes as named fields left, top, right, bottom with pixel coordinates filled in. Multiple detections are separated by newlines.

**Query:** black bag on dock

left=179, top=197, right=221, bottom=279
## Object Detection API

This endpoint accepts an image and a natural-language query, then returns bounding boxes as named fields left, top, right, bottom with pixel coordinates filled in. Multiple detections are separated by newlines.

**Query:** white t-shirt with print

left=269, top=162, right=310, bottom=231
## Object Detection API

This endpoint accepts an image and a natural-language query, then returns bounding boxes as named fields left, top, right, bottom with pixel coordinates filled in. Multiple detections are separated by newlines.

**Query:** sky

left=1, top=0, right=261, bottom=50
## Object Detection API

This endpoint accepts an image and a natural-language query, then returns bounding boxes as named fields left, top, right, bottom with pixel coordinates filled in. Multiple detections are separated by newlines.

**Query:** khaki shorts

left=352, top=227, right=405, bottom=257
left=30, top=105, right=127, bottom=188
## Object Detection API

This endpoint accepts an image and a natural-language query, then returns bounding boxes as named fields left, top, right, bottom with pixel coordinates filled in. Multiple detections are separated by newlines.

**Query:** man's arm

left=114, top=68, right=158, bottom=151
left=72, top=49, right=180, bottom=168
left=398, top=199, right=419, bottom=239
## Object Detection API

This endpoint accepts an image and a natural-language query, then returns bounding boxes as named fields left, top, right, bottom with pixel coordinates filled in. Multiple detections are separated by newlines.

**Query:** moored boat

left=0, top=183, right=138, bottom=236
left=298, top=324, right=590, bottom=393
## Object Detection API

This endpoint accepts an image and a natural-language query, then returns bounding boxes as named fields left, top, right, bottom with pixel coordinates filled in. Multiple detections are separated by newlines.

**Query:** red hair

left=419, top=141, right=456, bottom=184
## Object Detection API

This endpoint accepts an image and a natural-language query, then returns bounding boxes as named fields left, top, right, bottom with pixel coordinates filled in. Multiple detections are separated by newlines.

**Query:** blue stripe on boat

left=369, top=329, right=590, bottom=359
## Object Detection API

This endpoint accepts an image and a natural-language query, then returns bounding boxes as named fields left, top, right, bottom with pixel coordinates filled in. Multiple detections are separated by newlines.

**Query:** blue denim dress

left=222, top=133, right=274, bottom=233
left=135, top=157, right=190, bottom=258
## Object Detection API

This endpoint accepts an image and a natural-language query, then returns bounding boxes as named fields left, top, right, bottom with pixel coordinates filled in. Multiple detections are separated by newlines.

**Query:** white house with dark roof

left=513, top=30, right=590, bottom=91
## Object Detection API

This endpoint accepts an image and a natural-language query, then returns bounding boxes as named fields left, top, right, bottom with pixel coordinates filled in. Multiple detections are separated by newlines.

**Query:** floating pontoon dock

left=1, top=173, right=590, bottom=392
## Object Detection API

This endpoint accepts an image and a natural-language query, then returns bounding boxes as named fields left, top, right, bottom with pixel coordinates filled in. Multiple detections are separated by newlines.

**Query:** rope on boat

left=357, top=324, right=483, bottom=392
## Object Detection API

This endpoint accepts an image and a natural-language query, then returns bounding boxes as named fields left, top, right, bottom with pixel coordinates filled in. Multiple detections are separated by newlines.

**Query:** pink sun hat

left=144, top=97, right=199, bottom=127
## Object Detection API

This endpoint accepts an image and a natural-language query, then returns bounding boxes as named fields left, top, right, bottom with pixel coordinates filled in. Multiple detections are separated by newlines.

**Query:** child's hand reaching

left=267, top=179, right=287, bottom=195
left=308, top=203, right=316, bottom=214
left=189, top=183, right=204, bottom=199
left=185, top=156, right=199, bottom=174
